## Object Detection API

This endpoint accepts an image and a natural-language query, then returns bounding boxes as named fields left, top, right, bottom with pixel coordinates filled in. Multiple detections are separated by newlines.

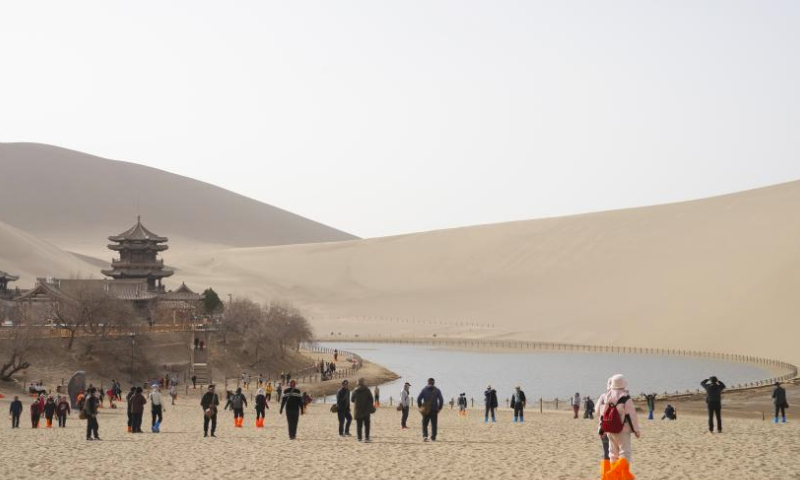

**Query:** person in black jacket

left=9, top=396, right=23, bottom=428
left=484, top=385, right=498, bottom=423
left=201, top=385, right=220, bottom=437
left=280, top=379, right=304, bottom=440
left=225, top=388, right=248, bottom=428
left=85, top=387, right=101, bottom=441
left=30, top=398, right=41, bottom=428
left=254, top=388, right=268, bottom=428
left=772, top=382, right=788, bottom=423
left=126, top=386, right=135, bottom=433
left=336, top=380, right=353, bottom=437
left=511, top=386, right=526, bottom=422
left=701, top=376, right=726, bottom=433
left=43, top=396, right=56, bottom=428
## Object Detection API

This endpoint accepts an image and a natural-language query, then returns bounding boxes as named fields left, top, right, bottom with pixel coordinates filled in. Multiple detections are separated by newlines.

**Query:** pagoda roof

left=160, top=283, right=203, bottom=301
left=102, top=268, right=174, bottom=279
left=0, top=270, right=19, bottom=282
left=109, top=216, right=168, bottom=243
left=15, top=278, right=160, bottom=302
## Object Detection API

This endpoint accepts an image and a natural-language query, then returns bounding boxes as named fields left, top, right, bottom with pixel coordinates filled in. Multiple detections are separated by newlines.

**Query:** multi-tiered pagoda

left=101, top=216, right=174, bottom=292
left=0, top=269, right=19, bottom=295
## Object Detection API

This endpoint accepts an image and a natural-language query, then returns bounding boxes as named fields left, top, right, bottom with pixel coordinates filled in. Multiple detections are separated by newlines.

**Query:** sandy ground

left=1, top=393, right=798, bottom=480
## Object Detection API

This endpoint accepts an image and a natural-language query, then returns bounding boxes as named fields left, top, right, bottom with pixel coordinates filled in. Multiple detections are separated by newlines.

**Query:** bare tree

left=220, top=297, right=262, bottom=344
left=264, top=302, right=313, bottom=353
left=49, top=282, right=135, bottom=350
left=0, top=317, right=37, bottom=381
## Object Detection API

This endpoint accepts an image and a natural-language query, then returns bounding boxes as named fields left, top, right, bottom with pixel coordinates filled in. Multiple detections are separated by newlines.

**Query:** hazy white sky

left=1, top=1, right=799, bottom=238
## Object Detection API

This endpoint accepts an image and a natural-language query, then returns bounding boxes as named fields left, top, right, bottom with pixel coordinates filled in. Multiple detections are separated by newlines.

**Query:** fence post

left=540, top=398, right=543, bottom=413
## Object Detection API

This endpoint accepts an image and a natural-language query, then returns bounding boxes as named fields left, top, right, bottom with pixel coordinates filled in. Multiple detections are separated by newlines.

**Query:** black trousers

left=12, top=414, right=20, bottom=428
left=127, top=411, right=132, bottom=427
left=422, top=411, right=438, bottom=440
left=285, top=409, right=300, bottom=438
left=131, top=413, right=143, bottom=432
left=86, top=416, right=99, bottom=438
left=514, top=405, right=524, bottom=420
left=338, top=410, right=352, bottom=435
left=152, top=405, right=163, bottom=426
left=256, top=406, right=265, bottom=420
left=707, top=402, right=722, bottom=432
left=204, top=413, right=217, bottom=435
left=57, top=414, right=67, bottom=427
left=356, top=416, right=371, bottom=440
left=775, top=405, right=786, bottom=418
left=31, top=414, right=40, bottom=428
left=401, top=406, right=409, bottom=427
left=485, top=406, right=496, bottom=420
left=233, top=407, right=244, bottom=419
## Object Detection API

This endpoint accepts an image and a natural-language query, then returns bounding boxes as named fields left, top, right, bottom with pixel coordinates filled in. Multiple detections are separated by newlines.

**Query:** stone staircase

left=190, top=332, right=212, bottom=386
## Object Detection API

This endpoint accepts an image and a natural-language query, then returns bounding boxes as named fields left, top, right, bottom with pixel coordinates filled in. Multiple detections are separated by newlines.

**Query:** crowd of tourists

left=4, top=370, right=792, bottom=479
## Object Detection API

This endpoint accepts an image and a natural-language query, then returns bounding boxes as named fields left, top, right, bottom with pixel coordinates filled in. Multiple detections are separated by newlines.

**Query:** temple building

left=0, top=269, right=19, bottom=299
left=101, top=216, right=174, bottom=292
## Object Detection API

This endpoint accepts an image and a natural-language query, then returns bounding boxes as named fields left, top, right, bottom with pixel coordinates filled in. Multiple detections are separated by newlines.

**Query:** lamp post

left=129, top=333, right=136, bottom=384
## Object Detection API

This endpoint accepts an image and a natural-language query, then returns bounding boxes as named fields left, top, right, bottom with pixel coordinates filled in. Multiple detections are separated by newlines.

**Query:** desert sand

left=1, top=393, right=798, bottom=480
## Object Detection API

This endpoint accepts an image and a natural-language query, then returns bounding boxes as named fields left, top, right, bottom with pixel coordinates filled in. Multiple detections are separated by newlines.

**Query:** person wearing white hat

left=595, top=374, right=641, bottom=479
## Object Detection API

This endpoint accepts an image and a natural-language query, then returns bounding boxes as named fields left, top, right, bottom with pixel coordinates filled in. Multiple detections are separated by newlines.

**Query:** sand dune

left=0, top=219, right=98, bottom=283
left=2, top=145, right=799, bottom=367
left=0, top=143, right=357, bottom=255
left=168, top=180, right=800, bottom=366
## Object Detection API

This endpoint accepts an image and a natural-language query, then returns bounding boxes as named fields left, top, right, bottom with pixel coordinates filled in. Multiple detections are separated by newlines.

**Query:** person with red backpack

left=595, top=374, right=640, bottom=480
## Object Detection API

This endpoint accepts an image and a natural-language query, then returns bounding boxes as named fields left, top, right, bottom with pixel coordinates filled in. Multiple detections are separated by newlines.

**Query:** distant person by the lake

left=337, top=380, right=353, bottom=436
left=484, top=385, right=498, bottom=423
left=351, top=378, right=375, bottom=442
left=583, top=396, right=595, bottom=419
left=642, top=393, right=657, bottom=420
left=279, top=379, right=304, bottom=440
left=511, top=386, right=526, bottom=422
left=595, top=374, right=640, bottom=479
left=417, top=377, right=444, bottom=442
left=373, top=385, right=380, bottom=407
left=9, top=395, right=22, bottom=428
left=200, top=384, right=219, bottom=437
left=457, top=393, right=467, bottom=417
left=662, top=404, right=677, bottom=420
left=772, top=382, right=788, bottom=423
left=399, top=382, right=411, bottom=429
left=571, top=392, right=581, bottom=419
left=701, top=376, right=726, bottom=433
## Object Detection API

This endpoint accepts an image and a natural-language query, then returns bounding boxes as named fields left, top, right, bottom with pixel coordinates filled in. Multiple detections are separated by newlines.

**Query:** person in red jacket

left=30, top=398, right=41, bottom=428
left=56, top=395, right=71, bottom=427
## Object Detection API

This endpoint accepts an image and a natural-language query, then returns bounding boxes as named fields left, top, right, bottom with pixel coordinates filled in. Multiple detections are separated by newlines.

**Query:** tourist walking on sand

left=56, top=395, right=71, bottom=427
left=373, top=385, right=381, bottom=407
left=511, top=386, right=526, bottom=422
left=276, top=383, right=283, bottom=403
left=149, top=385, right=164, bottom=432
left=255, top=388, right=268, bottom=428
left=30, top=398, right=41, bottom=428
left=201, top=385, right=220, bottom=437
left=400, top=382, right=411, bottom=428
left=417, top=378, right=444, bottom=442
left=583, top=396, right=595, bottom=419
left=484, top=385, right=498, bottom=423
left=169, top=384, right=178, bottom=405
left=571, top=392, right=581, bottom=419
left=10, top=395, right=23, bottom=428
left=279, top=379, right=304, bottom=440
left=772, top=382, right=789, bottom=423
left=266, top=382, right=273, bottom=402
left=126, top=386, right=135, bottom=432
left=84, top=387, right=101, bottom=441
left=191, top=374, right=197, bottom=389
left=129, top=387, right=147, bottom=433
left=457, top=393, right=467, bottom=417
left=337, top=380, right=353, bottom=436
left=701, top=376, right=726, bottom=433
left=351, top=378, right=375, bottom=442
left=43, top=396, right=56, bottom=428
left=595, top=374, right=640, bottom=479
left=225, top=387, right=248, bottom=428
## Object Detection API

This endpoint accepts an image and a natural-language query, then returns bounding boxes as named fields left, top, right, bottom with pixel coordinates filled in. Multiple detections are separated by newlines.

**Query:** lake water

left=320, top=342, right=771, bottom=404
